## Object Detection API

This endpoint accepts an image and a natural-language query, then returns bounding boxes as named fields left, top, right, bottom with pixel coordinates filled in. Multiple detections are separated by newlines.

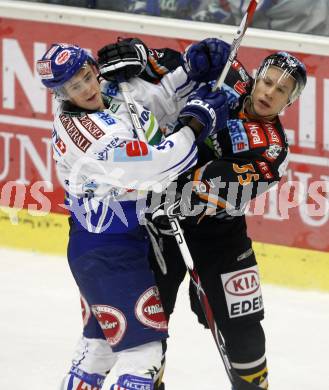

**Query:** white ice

left=1, top=248, right=328, bottom=389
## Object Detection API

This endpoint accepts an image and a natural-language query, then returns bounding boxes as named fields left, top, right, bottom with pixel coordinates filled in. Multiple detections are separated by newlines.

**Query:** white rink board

left=1, top=248, right=329, bottom=389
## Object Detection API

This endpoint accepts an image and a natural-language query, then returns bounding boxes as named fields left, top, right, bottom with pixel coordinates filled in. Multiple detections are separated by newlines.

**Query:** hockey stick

left=120, top=87, right=260, bottom=390
left=119, top=2, right=260, bottom=385
left=169, top=223, right=261, bottom=390
left=117, top=77, right=147, bottom=142
left=213, top=0, right=259, bottom=91
left=181, top=2, right=261, bottom=389
left=171, top=1, right=262, bottom=389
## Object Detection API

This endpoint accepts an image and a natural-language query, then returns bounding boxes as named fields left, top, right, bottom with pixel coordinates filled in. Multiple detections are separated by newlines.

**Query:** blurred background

left=18, top=0, right=329, bottom=36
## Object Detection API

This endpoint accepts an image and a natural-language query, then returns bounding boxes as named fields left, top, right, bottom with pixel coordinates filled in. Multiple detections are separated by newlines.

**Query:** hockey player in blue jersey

left=55, top=36, right=307, bottom=390
left=36, top=39, right=229, bottom=390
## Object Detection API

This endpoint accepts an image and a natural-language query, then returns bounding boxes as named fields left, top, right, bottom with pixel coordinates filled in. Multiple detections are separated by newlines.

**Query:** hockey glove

left=140, top=47, right=183, bottom=83
left=145, top=189, right=181, bottom=237
left=183, top=38, right=230, bottom=82
left=179, top=84, right=228, bottom=144
left=147, top=191, right=213, bottom=229
left=146, top=177, right=210, bottom=232
left=97, top=38, right=148, bottom=80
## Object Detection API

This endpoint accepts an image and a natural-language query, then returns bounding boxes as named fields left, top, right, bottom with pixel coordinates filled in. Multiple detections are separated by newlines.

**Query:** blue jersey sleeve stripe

left=176, top=153, right=198, bottom=175
left=161, top=143, right=197, bottom=174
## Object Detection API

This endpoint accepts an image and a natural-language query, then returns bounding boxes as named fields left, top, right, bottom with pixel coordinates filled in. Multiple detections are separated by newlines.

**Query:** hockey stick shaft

left=118, top=79, right=233, bottom=382
left=173, top=1, right=261, bottom=388
left=169, top=218, right=261, bottom=390
left=168, top=218, right=236, bottom=382
left=213, top=0, right=259, bottom=91
left=119, top=1, right=260, bottom=381
left=121, top=78, right=260, bottom=388
left=119, top=78, right=148, bottom=142
left=118, top=77, right=197, bottom=274
left=119, top=78, right=197, bottom=273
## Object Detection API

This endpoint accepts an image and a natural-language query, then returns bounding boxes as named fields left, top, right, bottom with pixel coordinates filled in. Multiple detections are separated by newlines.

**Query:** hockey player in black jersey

left=147, top=46, right=307, bottom=389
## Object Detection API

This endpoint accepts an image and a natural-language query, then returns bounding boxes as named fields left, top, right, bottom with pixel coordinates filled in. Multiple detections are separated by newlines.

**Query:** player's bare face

left=251, top=66, right=295, bottom=119
left=64, top=64, right=105, bottom=111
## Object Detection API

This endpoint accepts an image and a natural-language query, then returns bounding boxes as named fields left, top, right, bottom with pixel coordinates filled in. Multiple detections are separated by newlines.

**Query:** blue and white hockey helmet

left=256, top=51, right=307, bottom=104
left=36, top=43, right=96, bottom=99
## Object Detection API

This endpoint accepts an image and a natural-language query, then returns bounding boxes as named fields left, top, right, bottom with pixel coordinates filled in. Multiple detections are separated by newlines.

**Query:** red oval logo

left=55, top=49, right=71, bottom=65
left=91, top=304, right=127, bottom=346
left=225, top=270, right=260, bottom=296
left=135, top=287, right=168, bottom=330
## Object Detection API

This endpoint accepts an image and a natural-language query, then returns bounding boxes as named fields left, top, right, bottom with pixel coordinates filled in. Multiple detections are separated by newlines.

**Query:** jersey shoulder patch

left=261, top=123, right=285, bottom=161
left=227, top=119, right=249, bottom=154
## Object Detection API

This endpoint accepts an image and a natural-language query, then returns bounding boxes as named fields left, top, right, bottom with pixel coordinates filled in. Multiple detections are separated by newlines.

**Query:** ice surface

left=1, top=248, right=328, bottom=389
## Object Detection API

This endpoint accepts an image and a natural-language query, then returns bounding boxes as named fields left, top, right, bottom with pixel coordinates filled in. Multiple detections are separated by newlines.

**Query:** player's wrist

left=188, top=117, right=204, bottom=135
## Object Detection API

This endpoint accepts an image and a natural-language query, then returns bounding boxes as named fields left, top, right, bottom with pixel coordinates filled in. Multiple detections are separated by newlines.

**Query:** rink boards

left=0, top=2, right=328, bottom=291
left=0, top=207, right=328, bottom=292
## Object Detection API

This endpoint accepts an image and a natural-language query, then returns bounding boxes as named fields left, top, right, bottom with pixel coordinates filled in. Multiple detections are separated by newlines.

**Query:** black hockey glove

left=97, top=38, right=148, bottom=80
left=140, top=47, right=183, bottom=83
left=146, top=180, right=210, bottom=232
left=145, top=190, right=180, bottom=237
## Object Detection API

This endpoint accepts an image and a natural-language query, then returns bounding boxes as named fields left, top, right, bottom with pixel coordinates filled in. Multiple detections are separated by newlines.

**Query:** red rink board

left=0, top=18, right=328, bottom=252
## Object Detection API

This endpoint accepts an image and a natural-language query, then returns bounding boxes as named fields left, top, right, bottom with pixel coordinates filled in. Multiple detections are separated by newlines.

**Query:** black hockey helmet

left=255, top=51, right=307, bottom=104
